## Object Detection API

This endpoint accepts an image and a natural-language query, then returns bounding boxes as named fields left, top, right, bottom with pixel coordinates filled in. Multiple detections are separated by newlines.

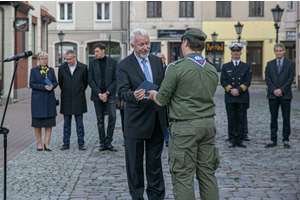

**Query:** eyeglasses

left=40, top=58, right=48, bottom=61
left=66, top=58, right=75, bottom=61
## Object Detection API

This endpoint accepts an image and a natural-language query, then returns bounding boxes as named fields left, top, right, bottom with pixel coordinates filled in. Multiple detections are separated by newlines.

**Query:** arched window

left=55, top=42, right=77, bottom=67
left=87, top=41, right=120, bottom=63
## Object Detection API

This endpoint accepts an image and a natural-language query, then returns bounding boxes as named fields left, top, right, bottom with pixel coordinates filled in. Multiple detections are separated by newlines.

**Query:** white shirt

left=134, top=51, right=153, bottom=82
left=232, top=60, right=240, bottom=67
left=68, top=60, right=77, bottom=76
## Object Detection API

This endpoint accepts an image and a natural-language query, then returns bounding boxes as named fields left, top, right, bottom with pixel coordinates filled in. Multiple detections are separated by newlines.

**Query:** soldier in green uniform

left=147, top=27, right=219, bottom=200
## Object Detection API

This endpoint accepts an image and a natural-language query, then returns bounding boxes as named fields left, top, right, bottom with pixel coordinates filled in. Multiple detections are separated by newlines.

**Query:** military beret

left=181, top=27, right=207, bottom=41
left=229, top=42, right=243, bottom=51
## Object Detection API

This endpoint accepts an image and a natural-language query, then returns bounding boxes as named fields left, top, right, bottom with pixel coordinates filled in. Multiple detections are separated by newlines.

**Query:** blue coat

left=29, top=66, right=58, bottom=118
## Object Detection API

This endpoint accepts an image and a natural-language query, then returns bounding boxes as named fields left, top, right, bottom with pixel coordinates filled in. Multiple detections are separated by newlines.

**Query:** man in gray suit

left=265, top=43, right=295, bottom=148
left=88, top=43, right=117, bottom=152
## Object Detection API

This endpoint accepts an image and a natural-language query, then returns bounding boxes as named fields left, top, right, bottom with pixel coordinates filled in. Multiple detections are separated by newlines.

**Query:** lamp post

left=58, top=31, right=65, bottom=64
left=234, top=21, right=244, bottom=43
left=108, top=35, right=111, bottom=58
left=271, top=4, right=284, bottom=43
left=211, top=32, right=218, bottom=70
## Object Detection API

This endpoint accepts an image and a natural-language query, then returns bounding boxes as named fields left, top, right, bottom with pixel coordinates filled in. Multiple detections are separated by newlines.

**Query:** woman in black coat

left=29, top=51, right=57, bottom=151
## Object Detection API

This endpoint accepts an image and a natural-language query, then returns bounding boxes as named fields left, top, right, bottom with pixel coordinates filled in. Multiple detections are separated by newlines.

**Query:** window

left=216, top=1, right=231, bottom=17
left=147, top=1, right=161, bottom=18
left=59, top=3, right=73, bottom=21
left=55, top=42, right=77, bottom=66
left=249, top=1, right=264, bottom=17
left=286, top=1, right=295, bottom=11
left=179, top=1, right=194, bottom=17
left=97, top=2, right=110, bottom=21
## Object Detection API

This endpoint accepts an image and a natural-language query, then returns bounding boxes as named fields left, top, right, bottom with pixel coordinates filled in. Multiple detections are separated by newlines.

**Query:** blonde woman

left=29, top=51, right=57, bottom=151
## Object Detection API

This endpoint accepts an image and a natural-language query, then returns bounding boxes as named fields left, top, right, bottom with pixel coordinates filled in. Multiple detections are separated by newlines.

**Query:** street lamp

left=211, top=32, right=218, bottom=69
left=234, top=21, right=244, bottom=43
left=271, top=4, right=284, bottom=43
left=58, top=31, right=65, bottom=64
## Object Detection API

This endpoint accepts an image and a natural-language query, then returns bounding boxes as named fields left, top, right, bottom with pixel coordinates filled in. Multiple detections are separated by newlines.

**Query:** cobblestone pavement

left=0, top=86, right=299, bottom=200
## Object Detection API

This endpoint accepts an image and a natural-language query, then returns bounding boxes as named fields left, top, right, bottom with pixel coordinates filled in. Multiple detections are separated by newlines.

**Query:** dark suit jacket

left=117, top=53, right=167, bottom=139
left=29, top=66, right=57, bottom=118
left=220, top=61, right=251, bottom=104
left=88, top=56, right=117, bottom=101
left=265, top=58, right=295, bottom=99
left=58, top=60, right=88, bottom=115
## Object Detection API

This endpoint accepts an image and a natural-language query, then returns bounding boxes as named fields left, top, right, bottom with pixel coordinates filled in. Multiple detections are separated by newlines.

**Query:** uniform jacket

left=265, top=58, right=295, bottom=99
left=117, top=52, right=167, bottom=139
left=29, top=66, right=57, bottom=118
left=88, top=56, right=117, bottom=101
left=58, top=61, right=88, bottom=115
left=220, top=61, right=251, bottom=104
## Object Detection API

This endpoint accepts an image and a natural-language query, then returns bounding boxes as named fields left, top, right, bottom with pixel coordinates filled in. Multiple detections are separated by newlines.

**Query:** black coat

left=265, top=58, right=295, bottom=99
left=88, top=56, right=117, bottom=101
left=58, top=61, right=88, bottom=115
left=29, top=66, right=57, bottom=118
left=117, top=53, right=167, bottom=139
left=220, top=61, right=251, bottom=104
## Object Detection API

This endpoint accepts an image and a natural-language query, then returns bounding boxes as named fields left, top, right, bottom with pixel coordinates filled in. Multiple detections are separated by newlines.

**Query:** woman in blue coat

left=29, top=51, right=57, bottom=151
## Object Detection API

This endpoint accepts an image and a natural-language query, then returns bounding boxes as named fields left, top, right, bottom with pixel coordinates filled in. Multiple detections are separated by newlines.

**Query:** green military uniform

left=155, top=28, right=220, bottom=200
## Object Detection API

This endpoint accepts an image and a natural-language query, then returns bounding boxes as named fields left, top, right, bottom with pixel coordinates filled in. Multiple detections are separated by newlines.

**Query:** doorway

left=247, top=42, right=263, bottom=80
left=168, top=42, right=183, bottom=65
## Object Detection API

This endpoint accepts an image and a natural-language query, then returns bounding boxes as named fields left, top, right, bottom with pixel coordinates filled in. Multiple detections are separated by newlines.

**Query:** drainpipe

left=0, top=6, right=4, bottom=92
left=120, top=1, right=127, bottom=59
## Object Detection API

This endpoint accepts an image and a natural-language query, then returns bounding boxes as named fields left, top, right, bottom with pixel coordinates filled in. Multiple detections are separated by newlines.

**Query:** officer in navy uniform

left=221, top=43, right=251, bottom=148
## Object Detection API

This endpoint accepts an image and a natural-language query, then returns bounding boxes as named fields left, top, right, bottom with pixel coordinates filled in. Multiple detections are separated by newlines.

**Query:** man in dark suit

left=221, top=43, right=251, bottom=148
left=59, top=50, right=88, bottom=150
left=88, top=43, right=117, bottom=152
left=265, top=43, right=295, bottom=148
left=117, top=29, right=167, bottom=200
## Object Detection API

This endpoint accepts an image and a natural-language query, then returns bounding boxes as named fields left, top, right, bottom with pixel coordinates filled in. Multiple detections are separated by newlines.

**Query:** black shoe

left=265, top=142, right=277, bottom=148
left=79, top=145, right=86, bottom=150
left=99, top=145, right=106, bottom=151
left=237, top=143, right=246, bottom=148
left=229, top=143, right=236, bottom=148
left=283, top=141, right=291, bottom=148
left=44, top=144, right=52, bottom=151
left=106, top=144, right=117, bottom=152
left=61, top=144, right=70, bottom=150
left=225, top=138, right=229, bottom=141
left=243, top=136, right=250, bottom=141
left=165, top=141, right=169, bottom=147
left=37, top=148, right=43, bottom=151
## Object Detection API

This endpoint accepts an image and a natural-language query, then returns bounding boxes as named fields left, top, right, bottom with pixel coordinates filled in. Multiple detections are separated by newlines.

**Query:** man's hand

left=45, top=85, right=53, bottom=91
left=230, top=88, right=239, bottom=96
left=147, top=90, right=158, bottom=100
left=134, top=89, right=145, bottom=101
left=273, top=89, right=282, bottom=97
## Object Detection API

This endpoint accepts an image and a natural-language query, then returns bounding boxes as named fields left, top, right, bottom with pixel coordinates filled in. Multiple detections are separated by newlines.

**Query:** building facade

left=0, top=1, right=55, bottom=103
left=43, top=1, right=128, bottom=72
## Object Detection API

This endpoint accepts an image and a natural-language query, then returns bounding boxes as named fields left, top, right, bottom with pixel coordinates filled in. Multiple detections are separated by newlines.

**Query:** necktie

left=142, top=59, right=152, bottom=83
left=235, top=62, right=238, bottom=67
left=278, top=60, right=281, bottom=74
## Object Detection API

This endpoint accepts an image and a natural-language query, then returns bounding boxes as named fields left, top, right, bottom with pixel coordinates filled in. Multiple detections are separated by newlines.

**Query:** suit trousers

left=268, top=98, right=291, bottom=143
left=226, top=103, right=247, bottom=145
left=124, top=112, right=165, bottom=200
left=63, top=114, right=85, bottom=146
left=94, top=98, right=116, bottom=146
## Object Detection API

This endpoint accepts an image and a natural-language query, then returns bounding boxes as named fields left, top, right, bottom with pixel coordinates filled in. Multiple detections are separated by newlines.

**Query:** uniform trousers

left=226, top=103, right=247, bottom=145
left=169, top=118, right=219, bottom=200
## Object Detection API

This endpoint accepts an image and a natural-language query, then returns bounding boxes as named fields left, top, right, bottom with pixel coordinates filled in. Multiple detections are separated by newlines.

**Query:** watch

left=105, top=92, right=109, bottom=96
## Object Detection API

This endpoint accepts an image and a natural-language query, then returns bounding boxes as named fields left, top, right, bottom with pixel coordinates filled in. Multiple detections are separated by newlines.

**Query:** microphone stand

left=0, top=59, right=20, bottom=200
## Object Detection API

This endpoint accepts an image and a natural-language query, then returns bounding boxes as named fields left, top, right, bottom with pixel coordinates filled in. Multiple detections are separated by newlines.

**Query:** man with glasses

left=88, top=43, right=118, bottom=152
left=59, top=50, right=88, bottom=150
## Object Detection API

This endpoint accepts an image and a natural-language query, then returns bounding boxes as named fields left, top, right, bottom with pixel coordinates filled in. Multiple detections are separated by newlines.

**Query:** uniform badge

left=187, top=55, right=206, bottom=67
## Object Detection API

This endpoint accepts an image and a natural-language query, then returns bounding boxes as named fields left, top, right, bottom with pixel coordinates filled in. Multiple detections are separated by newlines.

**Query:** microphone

left=4, top=51, right=33, bottom=62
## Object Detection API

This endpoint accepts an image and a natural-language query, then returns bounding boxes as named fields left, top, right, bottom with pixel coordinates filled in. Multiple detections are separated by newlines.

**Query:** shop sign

left=157, top=30, right=185, bottom=39
left=286, top=31, right=296, bottom=40
left=15, top=18, right=29, bottom=32
left=206, top=42, right=224, bottom=53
